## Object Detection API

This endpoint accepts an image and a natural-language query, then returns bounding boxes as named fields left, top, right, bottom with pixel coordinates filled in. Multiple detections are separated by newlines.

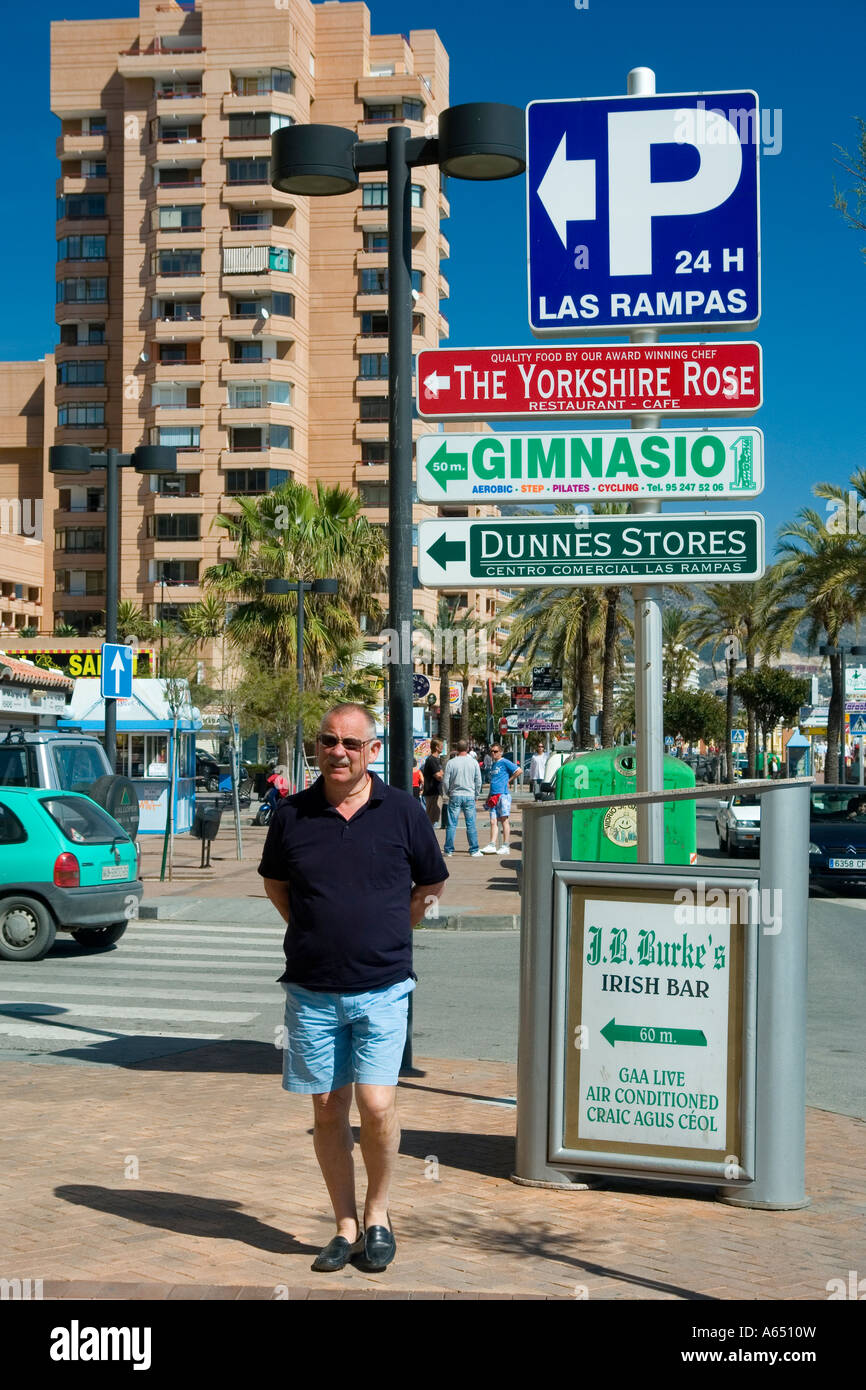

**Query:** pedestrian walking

left=442, top=739, right=483, bottom=856
left=421, top=738, right=444, bottom=826
left=528, top=741, right=547, bottom=798
left=258, top=703, right=448, bottom=1274
left=481, top=742, right=521, bottom=855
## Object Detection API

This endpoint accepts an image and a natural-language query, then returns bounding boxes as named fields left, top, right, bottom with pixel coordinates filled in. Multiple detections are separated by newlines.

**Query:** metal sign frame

left=548, top=866, right=757, bottom=1181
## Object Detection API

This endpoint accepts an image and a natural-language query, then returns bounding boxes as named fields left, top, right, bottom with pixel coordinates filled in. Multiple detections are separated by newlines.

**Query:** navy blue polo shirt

left=257, top=772, right=448, bottom=993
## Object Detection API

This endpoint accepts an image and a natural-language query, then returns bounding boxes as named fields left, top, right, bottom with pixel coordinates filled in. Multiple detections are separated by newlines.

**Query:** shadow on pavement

left=54, top=1184, right=313, bottom=1255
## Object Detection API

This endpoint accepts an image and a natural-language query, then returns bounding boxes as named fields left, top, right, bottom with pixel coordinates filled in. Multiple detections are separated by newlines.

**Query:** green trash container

left=555, top=745, right=697, bottom=864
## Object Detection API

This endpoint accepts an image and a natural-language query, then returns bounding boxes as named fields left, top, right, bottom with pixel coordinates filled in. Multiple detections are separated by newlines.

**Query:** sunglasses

left=316, top=733, right=377, bottom=753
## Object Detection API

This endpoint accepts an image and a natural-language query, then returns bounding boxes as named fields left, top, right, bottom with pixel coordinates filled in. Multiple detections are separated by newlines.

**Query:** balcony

left=221, top=355, right=292, bottom=379
left=439, top=273, right=450, bottom=300
left=439, top=231, right=450, bottom=260
left=151, top=316, right=205, bottom=341
left=155, top=137, right=203, bottom=162
left=58, top=176, right=109, bottom=197
left=154, top=182, right=204, bottom=204
left=222, top=182, right=294, bottom=210
left=56, top=133, right=108, bottom=161
left=151, top=358, right=202, bottom=377
left=355, top=74, right=428, bottom=102
left=118, top=36, right=205, bottom=79
left=222, top=90, right=297, bottom=119
left=221, top=136, right=271, bottom=160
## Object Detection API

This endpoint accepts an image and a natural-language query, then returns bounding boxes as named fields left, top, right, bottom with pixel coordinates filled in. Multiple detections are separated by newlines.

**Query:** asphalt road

left=0, top=797, right=861, bottom=1119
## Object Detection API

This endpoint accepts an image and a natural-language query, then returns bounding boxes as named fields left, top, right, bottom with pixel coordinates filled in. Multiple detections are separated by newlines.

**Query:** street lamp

left=264, top=577, right=339, bottom=792
left=49, top=443, right=177, bottom=769
left=819, top=643, right=866, bottom=777
left=271, top=103, right=525, bottom=792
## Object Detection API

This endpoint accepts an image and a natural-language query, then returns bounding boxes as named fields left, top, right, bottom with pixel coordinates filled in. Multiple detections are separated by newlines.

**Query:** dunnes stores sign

left=416, top=428, right=763, bottom=504
left=418, top=514, right=765, bottom=588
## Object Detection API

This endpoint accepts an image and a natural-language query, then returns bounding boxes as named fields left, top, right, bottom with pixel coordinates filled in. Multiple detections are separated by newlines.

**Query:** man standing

left=421, top=738, right=444, bottom=826
left=529, top=741, right=547, bottom=799
left=442, top=739, right=483, bottom=857
left=481, top=742, right=521, bottom=855
left=258, top=703, right=447, bottom=1274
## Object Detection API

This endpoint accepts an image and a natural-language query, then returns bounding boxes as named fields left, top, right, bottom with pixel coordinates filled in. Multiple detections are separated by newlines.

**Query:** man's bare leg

left=354, top=1083, right=399, bottom=1229
left=311, top=1085, right=360, bottom=1240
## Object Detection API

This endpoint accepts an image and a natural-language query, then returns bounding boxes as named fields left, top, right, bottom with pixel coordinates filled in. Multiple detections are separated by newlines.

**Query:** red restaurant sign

left=417, top=342, right=762, bottom=420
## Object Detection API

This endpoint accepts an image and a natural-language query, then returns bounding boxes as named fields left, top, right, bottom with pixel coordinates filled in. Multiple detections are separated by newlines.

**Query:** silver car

left=715, top=792, right=761, bottom=855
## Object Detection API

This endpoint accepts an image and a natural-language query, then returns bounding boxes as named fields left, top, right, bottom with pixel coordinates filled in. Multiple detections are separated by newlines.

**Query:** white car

left=715, top=793, right=761, bottom=855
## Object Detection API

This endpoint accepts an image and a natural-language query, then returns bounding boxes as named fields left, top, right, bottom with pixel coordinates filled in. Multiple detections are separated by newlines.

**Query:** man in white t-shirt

left=529, top=741, right=547, bottom=798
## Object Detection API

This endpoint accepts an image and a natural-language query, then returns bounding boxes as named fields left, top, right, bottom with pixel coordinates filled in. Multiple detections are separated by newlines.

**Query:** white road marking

left=0, top=1002, right=259, bottom=1023
left=0, top=982, right=280, bottom=1003
left=0, top=1022, right=222, bottom=1042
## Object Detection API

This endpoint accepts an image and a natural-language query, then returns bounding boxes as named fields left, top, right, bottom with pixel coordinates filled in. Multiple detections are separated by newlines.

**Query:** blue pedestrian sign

left=100, top=643, right=134, bottom=700
left=731, top=728, right=747, bottom=744
left=851, top=714, right=866, bottom=737
left=527, top=91, right=760, bottom=336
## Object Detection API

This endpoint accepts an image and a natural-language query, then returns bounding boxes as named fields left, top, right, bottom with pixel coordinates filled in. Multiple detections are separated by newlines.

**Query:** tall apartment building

left=47, top=0, right=507, bottom=674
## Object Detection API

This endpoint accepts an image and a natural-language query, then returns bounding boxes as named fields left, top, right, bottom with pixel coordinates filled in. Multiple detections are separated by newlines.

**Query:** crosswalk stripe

left=130, top=923, right=284, bottom=936
left=28, top=968, right=279, bottom=985
left=0, top=982, right=281, bottom=1003
left=61, top=956, right=281, bottom=972
left=86, top=945, right=281, bottom=958
left=0, top=1002, right=260, bottom=1023
left=0, top=1022, right=223, bottom=1042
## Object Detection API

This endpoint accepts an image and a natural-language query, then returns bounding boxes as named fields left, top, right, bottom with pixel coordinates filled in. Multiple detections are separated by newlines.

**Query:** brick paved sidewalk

left=2, top=1049, right=862, bottom=1300
left=139, top=796, right=524, bottom=923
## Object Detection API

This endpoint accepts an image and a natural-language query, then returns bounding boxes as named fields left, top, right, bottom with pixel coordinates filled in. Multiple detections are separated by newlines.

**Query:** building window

left=403, top=99, right=423, bottom=122
left=411, top=184, right=424, bottom=208
left=57, top=402, right=105, bottom=427
left=230, top=209, right=271, bottom=230
left=224, top=468, right=288, bottom=494
left=360, top=268, right=422, bottom=295
left=358, top=483, right=389, bottom=507
left=155, top=300, right=201, bottom=321
left=57, top=486, right=104, bottom=512
left=362, top=99, right=424, bottom=124
left=157, top=205, right=203, bottom=231
left=57, top=235, right=106, bottom=261
left=154, top=166, right=202, bottom=187
left=56, top=528, right=105, bottom=553
left=364, top=104, right=397, bottom=124
left=359, top=397, right=389, bottom=422
left=156, top=79, right=202, bottom=99
left=362, top=183, right=388, bottom=208
left=232, top=69, right=295, bottom=96
left=81, top=160, right=107, bottom=178
left=363, top=231, right=388, bottom=252
left=271, top=291, right=294, bottom=317
left=227, top=381, right=291, bottom=407
left=56, top=278, right=107, bottom=303
left=359, top=353, right=388, bottom=379
left=153, top=559, right=199, bottom=584
left=146, top=514, right=201, bottom=541
left=57, top=361, right=105, bottom=386
left=158, top=343, right=200, bottom=364
left=155, top=426, right=200, bottom=450
left=150, top=472, right=200, bottom=497
left=55, top=569, right=106, bottom=596
left=154, top=249, right=202, bottom=276
left=361, top=442, right=388, bottom=466
left=231, top=341, right=263, bottom=362
left=56, top=195, right=105, bottom=220
left=360, top=311, right=389, bottom=337
left=228, top=113, right=293, bottom=139
left=226, top=159, right=270, bottom=185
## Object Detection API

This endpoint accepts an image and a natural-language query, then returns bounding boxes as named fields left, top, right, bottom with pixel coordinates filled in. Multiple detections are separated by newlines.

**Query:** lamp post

left=264, top=577, right=339, bottom=791
left=819, top=643, right=866, bottom=780
left=49, top=444, right=177, bottom=769
left=271, top=104, right=525, bottom=792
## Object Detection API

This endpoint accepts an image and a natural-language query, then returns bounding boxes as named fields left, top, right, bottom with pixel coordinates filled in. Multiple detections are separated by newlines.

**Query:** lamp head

left=271, top=124, right=359, bottom=196
left=133, top=445, right=177, bottom=474
left=437, top=102, right=526, bottom=180
left=49, top=444, right=92, bottom=474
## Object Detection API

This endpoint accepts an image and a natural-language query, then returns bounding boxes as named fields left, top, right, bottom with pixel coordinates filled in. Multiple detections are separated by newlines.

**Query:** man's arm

left=410, top=880, right=446, bottom=927
left=263, top=878, right=291, bottom=925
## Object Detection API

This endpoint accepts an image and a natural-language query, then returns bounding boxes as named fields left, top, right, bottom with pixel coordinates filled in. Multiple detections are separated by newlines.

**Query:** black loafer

left=353, top=1220, right=396, bottom=1272
left=311, top=1232, right=364, bottom=1273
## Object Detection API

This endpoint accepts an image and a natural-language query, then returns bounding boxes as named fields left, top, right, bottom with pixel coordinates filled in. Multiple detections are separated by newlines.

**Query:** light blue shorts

left=280, top=977, right=415, bottom=1094
left=490, top=792, right=512, bottom=819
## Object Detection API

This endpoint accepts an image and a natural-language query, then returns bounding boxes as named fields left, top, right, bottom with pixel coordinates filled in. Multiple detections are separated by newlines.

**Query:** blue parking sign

left=527, top=92, right=760, bottom=335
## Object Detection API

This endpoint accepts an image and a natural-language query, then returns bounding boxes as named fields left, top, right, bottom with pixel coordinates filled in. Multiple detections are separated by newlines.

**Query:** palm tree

left=686, top=585, right=754, bottom=779
left=416, top=598, right=476, bottom=751
left=496, top=587, right=605, bottom=748
left=662, top=606, right=698, bottom=695
left=203, top=479, right=387, bottom=677
left=776, top=506, right=859, bottom=783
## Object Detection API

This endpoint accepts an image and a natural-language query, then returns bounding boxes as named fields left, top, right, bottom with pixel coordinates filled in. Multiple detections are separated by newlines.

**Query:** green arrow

left=600, top=1018, right=707, bottom=1048
left=425, top=441, right=468, bottom=492
left=427, top=533, right=467, bottom=570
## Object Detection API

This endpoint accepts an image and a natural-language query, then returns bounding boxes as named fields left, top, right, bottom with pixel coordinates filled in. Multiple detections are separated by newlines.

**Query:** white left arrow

left=110, top=649, right=126, bottom=695
left=423, top=370, right=451, bottom=398
left=537, top=133, right=596, bottom=249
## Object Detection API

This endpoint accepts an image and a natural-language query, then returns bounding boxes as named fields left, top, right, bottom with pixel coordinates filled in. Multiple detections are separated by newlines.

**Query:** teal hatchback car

left=0, top=788, right=142, bottom=962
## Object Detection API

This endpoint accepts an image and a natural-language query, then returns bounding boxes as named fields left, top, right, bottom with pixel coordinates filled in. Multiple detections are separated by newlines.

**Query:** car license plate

left=101, top=864, right=129, bottom=881
left=828, top=858, right=866, bottom=870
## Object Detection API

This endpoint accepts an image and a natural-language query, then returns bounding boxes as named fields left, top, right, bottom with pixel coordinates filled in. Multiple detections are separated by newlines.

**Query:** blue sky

left=3, top=0, right=865, bottom=558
